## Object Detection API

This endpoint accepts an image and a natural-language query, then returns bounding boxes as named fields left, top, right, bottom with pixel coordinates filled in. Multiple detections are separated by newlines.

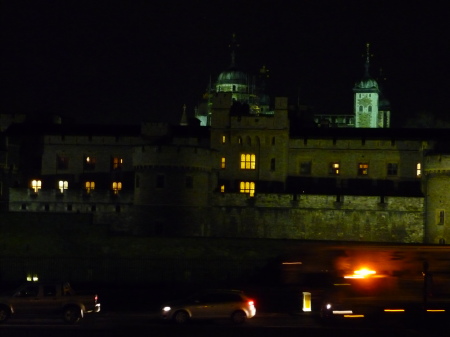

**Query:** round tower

left=423, top=154, right=450, bottom=244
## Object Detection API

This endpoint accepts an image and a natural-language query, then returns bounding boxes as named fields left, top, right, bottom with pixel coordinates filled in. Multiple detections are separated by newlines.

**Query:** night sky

left=1, top=1, right=448, bottom=127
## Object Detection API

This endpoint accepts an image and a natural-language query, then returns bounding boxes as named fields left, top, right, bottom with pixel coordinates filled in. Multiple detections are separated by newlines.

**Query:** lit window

left=220, top=185, right=225, bottom=193
left=358, top=163, right=369, bottom=175
left=222, top=135, right=226, bottom=144
left=31, top=180, right=42, bottom=193
left=85, top=181, right=95, bottom=193
left=56, top=155, right=69, bottom=170
left=84, top=156, right=96, bottom=170
left=112, top=181, right=122, bottom=194
left=387, top=163, right=398, bottom=176
left=58, top=180, right=68, bottom=193
left=221, top=157, right=226, bottom=169
left=240, top=181, right=255, bottom=197
left=112, top=157, right=123, bottom=170
left=329, top=162, right=340, bottom=175
left=240, top=154, right=256, bottom=170
left=416, top=163, right=422, bottom=177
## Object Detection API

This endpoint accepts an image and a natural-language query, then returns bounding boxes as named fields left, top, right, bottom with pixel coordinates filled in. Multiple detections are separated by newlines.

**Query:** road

left=1, top=310, right=448, bottom=337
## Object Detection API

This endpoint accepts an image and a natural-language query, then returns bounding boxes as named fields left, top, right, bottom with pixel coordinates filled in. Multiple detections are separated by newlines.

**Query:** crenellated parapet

left=424, top=154, right=450, bottom=174
left=133, top=144, right=213, bottom=171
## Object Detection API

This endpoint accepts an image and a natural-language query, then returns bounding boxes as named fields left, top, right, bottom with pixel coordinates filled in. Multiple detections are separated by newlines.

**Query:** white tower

left=353, top=43, right=382, bottom=128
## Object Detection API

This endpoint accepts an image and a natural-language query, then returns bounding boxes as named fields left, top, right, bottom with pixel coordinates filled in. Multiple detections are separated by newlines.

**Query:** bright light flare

left=344, top=268, right=376, bottom=278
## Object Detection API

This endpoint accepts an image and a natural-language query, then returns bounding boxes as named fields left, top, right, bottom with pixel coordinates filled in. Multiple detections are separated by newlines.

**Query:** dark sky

left=1, top=0, right=448, bottom=126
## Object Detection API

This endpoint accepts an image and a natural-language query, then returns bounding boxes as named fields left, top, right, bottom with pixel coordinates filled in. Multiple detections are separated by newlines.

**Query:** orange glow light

left=344, top=268, right=376, bottom=279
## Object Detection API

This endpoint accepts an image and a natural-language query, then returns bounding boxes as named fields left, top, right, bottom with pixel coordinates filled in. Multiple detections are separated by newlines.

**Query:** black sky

left=1, top=0, right=448, bottom=126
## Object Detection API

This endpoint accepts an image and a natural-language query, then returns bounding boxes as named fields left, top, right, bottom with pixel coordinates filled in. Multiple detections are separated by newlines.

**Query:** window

left=270, top=158, right=276, bottom=171
left=438, top=210, right=445, bottom=226
left=112, top=157, right=123, bottom=170
left=135, top=174, right=140, bottom=188
left=416, top=163, right=422, bottom=177
left=31, top=180, right=42, bottom=193
left=185, top=176, right=193, bottom=189
left=221, top=157, right=226, bottom=169
left=58, top=180, right=68, bottom=193
left=84, top=156, right=96, bottom=170
left=368, top=106, right=372, bottom=112
left=300, top=161, right=312, bottom=175
left=387, top=163, right=398, bottom=176
left=240, top=154, right=256, bottom=170
left=156, top=175, right=165, bottom=188
left=56, top=155, right=69, bottom=170
left=329, top=162, right=340, bottom=175
left=112, top=181, right=122, bottom=194
left=358, top=163, right=369, bottom=175
left=359, top=106, right=363, bottom=112
left=43, top=285, right=56, bottom=297
left=240, top=181, right=255, bottom=197
left=222, top=135, right=226, bottom=144
left=271, top=137, right=276, bottom=145
left=238, top=137, right=242, bottom=144
left=85, top=181, right=95, bottom=193
left=220, top=185, right=225, bottom=193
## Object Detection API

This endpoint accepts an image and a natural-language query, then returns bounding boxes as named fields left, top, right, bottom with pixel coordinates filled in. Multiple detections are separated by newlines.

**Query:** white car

left=161, top=289, right=256, bottom=324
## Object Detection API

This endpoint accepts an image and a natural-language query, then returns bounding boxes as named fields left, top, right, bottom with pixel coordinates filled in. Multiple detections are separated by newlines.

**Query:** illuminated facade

left=195, top=34, right=272, bottom=126
left=2, top=95, right=449, bottom=245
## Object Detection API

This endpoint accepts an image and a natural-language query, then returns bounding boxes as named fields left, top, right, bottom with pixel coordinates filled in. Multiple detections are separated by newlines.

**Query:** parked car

left=0, top=281, right=100, bottom=324
left=161, top=289, right=256, bottom=324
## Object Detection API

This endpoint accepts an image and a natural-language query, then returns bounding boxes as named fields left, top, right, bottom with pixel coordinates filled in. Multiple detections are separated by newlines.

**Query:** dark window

left=439, top=210, right=445, bottom=225
left=43, top=285, right=56, bottom=296
left=270, top=158, right=276, bottom=171
left=186, top=176, right=193, bottom=189
left=156, top=175, right=165, bottom=188
left=135, top=174, right=140, bottom=188
left=17, top=285, right=39, bottom=297
left=387, top=163, right=398, bottom=176
left=56, top=155, right=69, bottom=170
left=300, top=161, right=311, bottom=175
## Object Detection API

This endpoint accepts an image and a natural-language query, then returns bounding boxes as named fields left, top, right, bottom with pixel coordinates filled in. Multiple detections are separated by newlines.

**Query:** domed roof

left=355, top=76, right=379, bottom=89
left=217, top=67, right=248, bottom=85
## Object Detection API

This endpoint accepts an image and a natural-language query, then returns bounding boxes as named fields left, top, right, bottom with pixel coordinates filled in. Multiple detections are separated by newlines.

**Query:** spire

left=180, top=104, right=188, bottom=126
left=364, top=43, right=372, bottom=78
left=228, top=33, right=239, bottom=68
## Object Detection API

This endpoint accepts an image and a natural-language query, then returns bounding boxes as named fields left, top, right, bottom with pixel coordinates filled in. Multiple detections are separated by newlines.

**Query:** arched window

left=85, top=181, right=95, bottom=193
left=31, top=180, right=42, bottom=193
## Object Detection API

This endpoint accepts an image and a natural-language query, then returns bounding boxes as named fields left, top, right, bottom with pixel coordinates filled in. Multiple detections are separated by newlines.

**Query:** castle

left=1, top=40, right=449, bottom=245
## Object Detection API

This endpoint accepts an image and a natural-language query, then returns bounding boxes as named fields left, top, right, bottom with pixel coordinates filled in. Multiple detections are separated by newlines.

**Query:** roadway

left=0, top=309, right=448, bottom=337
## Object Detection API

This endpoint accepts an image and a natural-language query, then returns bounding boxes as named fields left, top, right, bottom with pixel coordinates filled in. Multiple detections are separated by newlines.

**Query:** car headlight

left=162, top=306, right=171, bottom=312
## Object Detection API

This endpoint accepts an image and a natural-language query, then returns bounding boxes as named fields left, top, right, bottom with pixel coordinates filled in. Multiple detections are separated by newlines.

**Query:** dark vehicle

left=0, top=281, right=100, bottom=324
left=161, top=289, right=256, bottom=324
left=319, top=268, right=450, bottom=323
